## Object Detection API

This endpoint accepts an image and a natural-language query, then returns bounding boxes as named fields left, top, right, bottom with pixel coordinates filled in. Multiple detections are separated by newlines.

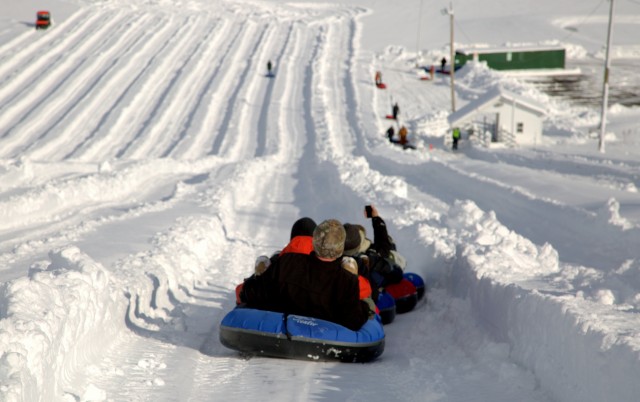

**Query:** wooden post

left=599, top=0, right=615, bottom=153
left=448, top=3, right=456, bottom=113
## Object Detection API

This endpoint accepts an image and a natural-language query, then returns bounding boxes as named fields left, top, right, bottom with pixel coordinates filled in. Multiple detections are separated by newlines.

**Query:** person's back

left=241, top=219, right=370, bottom=331
left=399, top=126, right=408, bottom=145
left=343, top=206, right=403, bottom=290
left=386, top=126, right=395, bottom=142
left=452, top=127, right=460, bottom=149
left=272, top=252, right=367, bottom=329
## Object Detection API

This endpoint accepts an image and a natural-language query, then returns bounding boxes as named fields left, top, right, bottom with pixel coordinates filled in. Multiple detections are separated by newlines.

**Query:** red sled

left=385, top=278, right=418, bottom=314
left=385, top=115, right=395, bottom=120
left=376, top=83, right=386, bottom=89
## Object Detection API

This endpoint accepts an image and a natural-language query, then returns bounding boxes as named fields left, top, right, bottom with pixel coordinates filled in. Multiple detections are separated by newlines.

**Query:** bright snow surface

left=1, top=0, right=640, bottom=401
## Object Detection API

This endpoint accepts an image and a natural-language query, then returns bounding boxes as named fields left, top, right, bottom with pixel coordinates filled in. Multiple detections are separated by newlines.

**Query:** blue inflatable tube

left=404, top=272, right=426, bottom=301
left=219, top=308, right=385, bottom=363
left=376, top=291, right=396, bottom=324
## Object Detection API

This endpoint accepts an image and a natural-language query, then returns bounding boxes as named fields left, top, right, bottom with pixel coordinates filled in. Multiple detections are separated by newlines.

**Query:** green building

left=455, top=46, right=565, bottom=71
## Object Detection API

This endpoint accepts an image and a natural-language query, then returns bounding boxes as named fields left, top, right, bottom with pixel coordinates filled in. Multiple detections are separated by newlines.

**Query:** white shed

left=447, top=88, right=546, bottom=147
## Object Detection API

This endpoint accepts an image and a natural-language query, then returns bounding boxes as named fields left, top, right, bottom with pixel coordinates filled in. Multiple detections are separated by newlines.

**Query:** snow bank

left=328, top=132, right=640, bottom=401
left=117, top=215, right=230, bottom=332
left=0, top=158, right=220, bottom=233
left=443, top=200, right=640, bottom=402
left=0, top=246, right=122, bottom=402
left=0, top=210, right=236, bottom=400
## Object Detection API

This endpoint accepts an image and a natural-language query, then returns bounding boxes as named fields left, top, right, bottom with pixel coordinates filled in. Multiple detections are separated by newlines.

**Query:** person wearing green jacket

left=452, top=127, right=461, bottom=150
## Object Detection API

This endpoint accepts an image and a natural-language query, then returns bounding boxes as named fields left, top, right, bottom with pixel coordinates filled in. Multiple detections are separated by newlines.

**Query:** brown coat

left=398, top=126, right=408, bottom=145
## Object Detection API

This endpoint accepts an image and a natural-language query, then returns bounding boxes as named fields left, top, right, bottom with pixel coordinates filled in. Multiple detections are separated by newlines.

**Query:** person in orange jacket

left=278, top=217, right=316, bottom=256
left=398, top=125, right=408, bottom=145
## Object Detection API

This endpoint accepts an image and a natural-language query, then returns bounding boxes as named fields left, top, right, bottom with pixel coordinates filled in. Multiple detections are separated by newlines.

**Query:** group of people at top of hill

left=386, top=124, right=408, bottom=146
left=384, top=100, right=414, bottom=149
left=236, top=204, right=406, bottom=331
left=373, top=70, right=407, bottom=146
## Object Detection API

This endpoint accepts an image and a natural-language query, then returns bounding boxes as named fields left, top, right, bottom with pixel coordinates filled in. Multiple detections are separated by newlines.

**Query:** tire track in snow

left=111, top=14, right=212, bottom=159
left=161, top=21, right=246, bottom=160
left=71, top=15, right=225, bottom=162
left=252, top=23, right=294, bottom=158
left=153, top=17, right=291, bottom=161
left=219, top=21, right=285, bottom=160
left=0, top=10, right=119, bottom=117
left=157, top=17, right=236, bottom=159
left=121, top=17, right=226, bottom=160
left=71, top=13, right=208, bottom=161
left=208, top=23, right=269, bottom=157
left=308, top=9, right=371, bottom=163
left=262, top=23, right=309, bottom=159
left=0, top=8, right=94, bottom=90
left=17, top=15, right=161, bottom=161
left=0, top=11, right=130, bottom=152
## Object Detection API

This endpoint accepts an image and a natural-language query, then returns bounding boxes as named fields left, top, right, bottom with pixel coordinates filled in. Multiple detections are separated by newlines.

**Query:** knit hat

left=312, top=219, right=346, bottom=260
left=290, top=217, right=317, bottom=239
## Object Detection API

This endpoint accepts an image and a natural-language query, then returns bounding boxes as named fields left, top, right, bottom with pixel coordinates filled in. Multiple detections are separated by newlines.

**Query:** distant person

left=375, top=71, right=382, bottom=86
left=386, top=126, right=395, bottom=142
left=267, top=60, right=273, bottom=76
left=452, top=127, right=460, bottom=150
left=440, top=57, right=446, bottom=73
left=240, top=219, right=371, bottom=331
left=398, top=125, right=408, bottom=146
left=392, top=102, right=399, bottom=120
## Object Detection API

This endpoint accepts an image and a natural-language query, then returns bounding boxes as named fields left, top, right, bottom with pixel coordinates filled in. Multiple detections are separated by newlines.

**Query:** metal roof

left=456, top=46, right=564, bottom=55
left=448, top=87, right=547, bottom=126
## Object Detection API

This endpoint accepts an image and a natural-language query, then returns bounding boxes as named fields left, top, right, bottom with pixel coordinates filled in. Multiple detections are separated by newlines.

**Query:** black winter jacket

left=360, top=216, right=404, bottom=291
left=241, top=252, right=371, bottom=331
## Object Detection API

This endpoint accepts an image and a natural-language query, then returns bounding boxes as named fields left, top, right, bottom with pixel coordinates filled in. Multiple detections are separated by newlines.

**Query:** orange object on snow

left=36, top=11, right=51, bottom=30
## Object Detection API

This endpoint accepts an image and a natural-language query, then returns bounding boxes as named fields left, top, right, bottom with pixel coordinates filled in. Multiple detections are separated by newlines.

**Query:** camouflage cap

left=313, top=219, right=346, bottom=260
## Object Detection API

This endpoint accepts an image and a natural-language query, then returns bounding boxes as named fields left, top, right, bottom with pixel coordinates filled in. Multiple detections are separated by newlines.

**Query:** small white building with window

left=448, top=88, right=546, bottom=147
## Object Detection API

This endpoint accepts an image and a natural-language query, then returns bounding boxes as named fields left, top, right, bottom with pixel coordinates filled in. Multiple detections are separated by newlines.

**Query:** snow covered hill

left=1, top=0, right=639, bottom=401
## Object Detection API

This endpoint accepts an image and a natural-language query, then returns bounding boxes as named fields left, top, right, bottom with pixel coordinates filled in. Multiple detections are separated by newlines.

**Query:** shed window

left=516, top=122, right=524, bottom=133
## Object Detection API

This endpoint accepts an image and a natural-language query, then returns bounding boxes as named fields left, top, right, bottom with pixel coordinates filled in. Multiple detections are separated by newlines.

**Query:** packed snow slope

left=1, top=0, right=640, bottom=401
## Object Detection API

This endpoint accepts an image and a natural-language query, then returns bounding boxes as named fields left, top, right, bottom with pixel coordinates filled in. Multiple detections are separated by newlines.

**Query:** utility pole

left=599, top=0, right=615, bottom=153
left=442, top=2, right=456, bottom=113
left=415, top=0, right=424, bottom=67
